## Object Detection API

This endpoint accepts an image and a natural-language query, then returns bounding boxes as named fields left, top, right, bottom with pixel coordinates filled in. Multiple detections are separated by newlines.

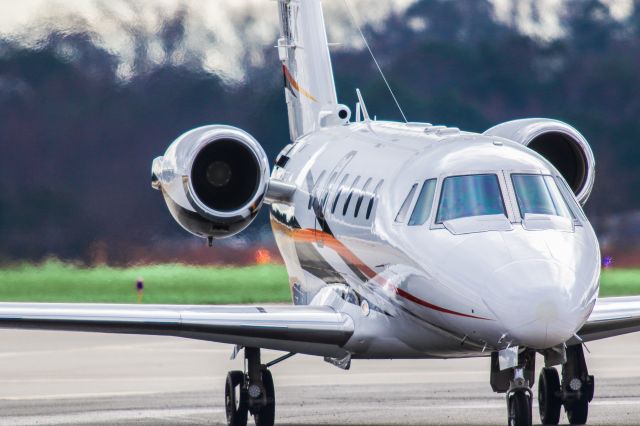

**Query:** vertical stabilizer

left=277, top=0, right=349, bottom=141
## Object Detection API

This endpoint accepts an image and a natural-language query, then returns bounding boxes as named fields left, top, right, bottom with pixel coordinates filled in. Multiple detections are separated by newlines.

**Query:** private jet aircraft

left=2, top=1, right=640, bottom=425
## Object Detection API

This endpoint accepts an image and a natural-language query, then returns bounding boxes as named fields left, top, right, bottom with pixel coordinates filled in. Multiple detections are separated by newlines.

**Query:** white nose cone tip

left=536, top=300, right=560, bottom=322
left=491, top=260, right=586, bottom=349
left=505, top=300, right=580, bottom=349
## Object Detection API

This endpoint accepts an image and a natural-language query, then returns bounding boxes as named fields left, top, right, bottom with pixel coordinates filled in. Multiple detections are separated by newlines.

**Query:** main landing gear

left=225, top=347, right=293, bottom=426
left=538, top=344, right=594, bottom=425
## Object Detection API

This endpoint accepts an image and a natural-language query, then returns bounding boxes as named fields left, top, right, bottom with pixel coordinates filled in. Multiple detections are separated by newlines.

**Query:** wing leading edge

left=576, top=296, right=640, bottom=343
left=0, top=303, right=354, bottom=358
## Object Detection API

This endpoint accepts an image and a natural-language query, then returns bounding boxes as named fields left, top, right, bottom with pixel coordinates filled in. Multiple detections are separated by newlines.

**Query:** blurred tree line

left=1, top=0, right=640, bottom=262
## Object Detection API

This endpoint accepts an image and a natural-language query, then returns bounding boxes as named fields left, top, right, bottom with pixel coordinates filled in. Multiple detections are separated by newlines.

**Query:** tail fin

left=277, top=0, right=349, bottom=141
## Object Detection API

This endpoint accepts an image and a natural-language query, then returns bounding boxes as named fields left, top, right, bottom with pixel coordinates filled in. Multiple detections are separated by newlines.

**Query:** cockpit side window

left=555, top=176, right=586, bottom=222
left=436, top=174, right=506, bottom=223
left=511, top=174, right=573, bottom=219
left=408, top=179, right=437, bottom=226
left=395, top=184, right=418, bottom=223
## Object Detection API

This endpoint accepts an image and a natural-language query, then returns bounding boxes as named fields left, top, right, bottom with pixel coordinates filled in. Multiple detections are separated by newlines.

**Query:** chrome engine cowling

left=151, top=125, right=269, bottom=240
left=484, top=118, right=595, bottom=205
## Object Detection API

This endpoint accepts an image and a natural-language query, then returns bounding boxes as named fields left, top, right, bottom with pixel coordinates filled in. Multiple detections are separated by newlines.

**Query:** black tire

left=508, top=391, right=532, bottom=426
left=539, top=367, right=562, bottom=425
left=254, top=369, right=275, bottom=426
left=566, top=397, right=589, bottom=425
left=225, top=370, right=248, bottom=426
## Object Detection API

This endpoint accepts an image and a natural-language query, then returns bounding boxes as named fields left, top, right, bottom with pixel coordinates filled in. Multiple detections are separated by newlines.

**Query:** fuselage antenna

left=356, top=88, right=370, bottom=121
left=342, top=0, right=408, bottom=123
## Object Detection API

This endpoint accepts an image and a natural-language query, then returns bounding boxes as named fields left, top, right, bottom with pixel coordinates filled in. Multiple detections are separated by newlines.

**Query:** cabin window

left=511, top=174, right=573, bottom=219
left=408, top=179, right=437, bottom=226
left=395, top=184, right=418, bottom=223
left=354, top=178, right=373, bottom=218
left=307, top=170, right=326, bottom=210
left=321, top=171, right=338, bottom=208
left=436, top=174, right=505, bottom=223
left=366, top=179, right=384, bottom=220
left=331, top=174, right=350, bottom=214
left=342, top=176, right=361, bottom=216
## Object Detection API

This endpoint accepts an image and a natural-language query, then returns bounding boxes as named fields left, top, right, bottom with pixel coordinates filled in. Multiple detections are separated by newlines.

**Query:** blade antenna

left=356, top=88, right=370, bottom=121
left=342, top=0, right=408, bottom=123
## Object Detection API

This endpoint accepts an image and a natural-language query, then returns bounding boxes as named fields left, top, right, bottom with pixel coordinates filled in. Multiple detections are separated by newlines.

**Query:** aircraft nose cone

left=491, top=260, right=584, bottom=349
left=505, top=300, right=579, bottom=348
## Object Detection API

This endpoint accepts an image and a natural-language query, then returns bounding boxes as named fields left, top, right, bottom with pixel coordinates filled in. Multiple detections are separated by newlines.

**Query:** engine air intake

left=152, top=125, right=269, bottom=241
left=484, top=118, right=595, bottom=205
left=191, top=139, right=260, bottom=212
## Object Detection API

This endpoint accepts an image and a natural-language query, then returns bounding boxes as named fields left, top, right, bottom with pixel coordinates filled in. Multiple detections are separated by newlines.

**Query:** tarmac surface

left=0, top=330, right=639, bottom=425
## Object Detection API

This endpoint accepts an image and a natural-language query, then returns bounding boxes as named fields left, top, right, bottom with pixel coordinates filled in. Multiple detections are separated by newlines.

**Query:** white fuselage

left=269, top=120, right=601, bottom=359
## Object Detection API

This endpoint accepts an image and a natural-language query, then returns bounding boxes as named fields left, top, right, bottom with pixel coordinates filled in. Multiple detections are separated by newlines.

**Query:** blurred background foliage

left=2, top=0, right=640, bottom=265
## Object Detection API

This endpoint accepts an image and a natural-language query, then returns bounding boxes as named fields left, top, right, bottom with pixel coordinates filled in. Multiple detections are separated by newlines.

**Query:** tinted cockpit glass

left=395, top=183, right=418, bottom=223
left=511, top=174, right=573, bottom=219
left=436, top=174, right=505, bottom=223
left=409, top=179, right=437, bottom=226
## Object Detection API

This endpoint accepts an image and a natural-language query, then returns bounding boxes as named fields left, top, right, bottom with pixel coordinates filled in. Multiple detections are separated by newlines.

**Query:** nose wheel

left=506, top=367, right=533, bottom=426
left=508, top=389, right=532, bottom=426
left=490, top=350, right=535, bottom=426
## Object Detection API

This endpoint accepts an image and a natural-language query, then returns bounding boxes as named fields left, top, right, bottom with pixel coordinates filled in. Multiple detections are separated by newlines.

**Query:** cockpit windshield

left=436, top=174, right=506, bottom=223
left=511, top=174, right=573, bottom=219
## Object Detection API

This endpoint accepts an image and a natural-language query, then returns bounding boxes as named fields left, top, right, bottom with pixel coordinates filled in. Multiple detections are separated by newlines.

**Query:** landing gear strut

left=538, top=344, right=594, bottom=425
left=507, top=367, right=533, bottom=426
left=490, top=349, right=535, bottom=426
left=562, top=344, right=594, bottom=425
left=224, top=347, right=276, bottom=426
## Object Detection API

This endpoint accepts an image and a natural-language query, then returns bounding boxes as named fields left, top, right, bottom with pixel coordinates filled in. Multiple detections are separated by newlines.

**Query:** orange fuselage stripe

left=272, top=221, right=491, bottom=321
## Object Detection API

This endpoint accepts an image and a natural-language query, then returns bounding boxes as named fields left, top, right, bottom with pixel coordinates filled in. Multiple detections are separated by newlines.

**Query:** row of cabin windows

left=308, top=171, right=384, bottom=221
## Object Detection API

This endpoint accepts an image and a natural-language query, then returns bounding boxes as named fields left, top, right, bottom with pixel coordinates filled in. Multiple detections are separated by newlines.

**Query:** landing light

left=361, top=300, right=370, bottom=316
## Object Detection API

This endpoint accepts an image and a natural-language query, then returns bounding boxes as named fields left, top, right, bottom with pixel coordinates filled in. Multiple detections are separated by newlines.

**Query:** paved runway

left=0, top=330, right=639, bottom=425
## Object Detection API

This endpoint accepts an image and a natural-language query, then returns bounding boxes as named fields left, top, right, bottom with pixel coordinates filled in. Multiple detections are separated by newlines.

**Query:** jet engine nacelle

left=151, top=125, right=270, bottom=240
left=484, top=118, right=595, bottom=205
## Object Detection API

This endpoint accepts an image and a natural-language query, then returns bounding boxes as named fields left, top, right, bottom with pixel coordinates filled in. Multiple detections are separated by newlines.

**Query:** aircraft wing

left=576, top=296, right=640, bottom=343
left=0, top=303, right=354, bottom=358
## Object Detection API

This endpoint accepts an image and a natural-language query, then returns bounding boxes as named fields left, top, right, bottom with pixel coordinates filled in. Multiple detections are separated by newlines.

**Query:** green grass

left=599, top=269, right=640, bottom=297
left=0, top=262, right=638, bottom=304
left=0, top=261, right=291, bottom=304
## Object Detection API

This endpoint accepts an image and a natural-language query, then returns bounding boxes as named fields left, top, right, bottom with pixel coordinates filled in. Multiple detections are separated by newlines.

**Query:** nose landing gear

left=507, top=367, right=533, bottom=426
left=224, top=347, right=279, bottom=426
left=491, top=349, right=536, bottom=426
